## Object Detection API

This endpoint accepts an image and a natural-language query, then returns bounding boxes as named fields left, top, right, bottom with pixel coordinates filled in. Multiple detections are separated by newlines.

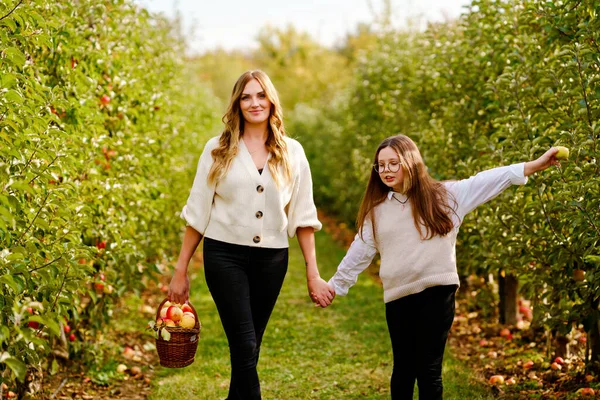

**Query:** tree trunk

left=498, top=272, right=518, bottom=325
left=590, top=314, right=600, bottom=372
left=553, top=331, right=569, bottom=359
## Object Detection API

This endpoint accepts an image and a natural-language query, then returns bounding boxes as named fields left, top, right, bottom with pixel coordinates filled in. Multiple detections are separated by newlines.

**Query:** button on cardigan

left=181, top=135, right=322, bottom=248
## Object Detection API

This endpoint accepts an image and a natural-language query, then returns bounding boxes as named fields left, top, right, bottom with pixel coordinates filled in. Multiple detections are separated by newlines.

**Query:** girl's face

left=377, top=146, right=404, bottom=192
left=240, top=79, right=271, bottom=126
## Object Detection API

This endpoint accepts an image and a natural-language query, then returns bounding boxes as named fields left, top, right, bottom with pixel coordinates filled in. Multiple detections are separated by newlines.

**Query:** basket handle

left=155, top=298, right=200, bottom=329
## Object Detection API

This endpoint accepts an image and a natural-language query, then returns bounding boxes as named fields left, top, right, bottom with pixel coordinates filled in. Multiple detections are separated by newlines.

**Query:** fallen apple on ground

left=489, top=375, right=504, bottom=385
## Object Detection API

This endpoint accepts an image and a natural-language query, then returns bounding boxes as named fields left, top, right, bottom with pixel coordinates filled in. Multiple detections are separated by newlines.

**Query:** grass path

left=148, top=230, right=493, bottom=399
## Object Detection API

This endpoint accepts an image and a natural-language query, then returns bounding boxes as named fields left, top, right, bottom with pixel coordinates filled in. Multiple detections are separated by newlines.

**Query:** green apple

left=555, top=146, right=569, bottom=160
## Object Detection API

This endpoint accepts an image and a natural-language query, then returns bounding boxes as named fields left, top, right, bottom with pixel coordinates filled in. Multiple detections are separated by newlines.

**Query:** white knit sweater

left=181, top=135, right=322, bottom=248
left=329, top=163, right=528, bottom=303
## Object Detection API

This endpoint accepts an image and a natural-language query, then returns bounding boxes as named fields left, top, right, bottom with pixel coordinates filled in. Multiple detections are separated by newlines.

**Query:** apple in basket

left=166, top=306, right=183, bottom=323
left=180, top=314, right=196, bottom=329
left=152, top=302, right=198, bottom=333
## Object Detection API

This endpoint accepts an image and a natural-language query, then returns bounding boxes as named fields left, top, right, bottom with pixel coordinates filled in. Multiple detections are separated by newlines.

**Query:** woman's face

left=240, top=79, right=271, bottom=126
left=377, top=146, right=404, bottom=192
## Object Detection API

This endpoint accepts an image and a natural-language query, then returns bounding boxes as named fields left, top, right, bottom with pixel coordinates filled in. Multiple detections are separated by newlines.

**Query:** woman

left=168, top=70, right=335, bottom=399
left=328, top=134, right=560, bottom=399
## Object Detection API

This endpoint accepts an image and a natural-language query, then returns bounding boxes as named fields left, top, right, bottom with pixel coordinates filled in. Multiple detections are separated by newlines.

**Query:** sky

left=135, top=0, right=473, bottom=54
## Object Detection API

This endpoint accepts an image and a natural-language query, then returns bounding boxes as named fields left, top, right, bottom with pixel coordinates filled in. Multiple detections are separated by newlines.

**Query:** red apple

left=499, top=328, right=511, bottom=337
left=94, top=282, right=105, bottom=294
left=163, top=318, right=175, bottom=327
left=577, top=388, right=595, bottom=397
left=553, top=357, right=565, bottom=365
left=27, top=308, right=39, bottom=329
left=64, top=325, right=71, bottom=334
left=181, top=304, right=193, bottom=314
left=550, top=362, right=562, bottom=370
left=123, top=346, right=135, bottom=359
left=166, top=306, right=183, bottom=322
left=489, top=375, right=504, bottom=385
left=523, top=360, right=534, bottom=369
left=97, top=241, right=106, bottom=250
left=573, top=269, right=586, bottom=282
left=69, top=333, right=76, bottom=342
left=100, top=95, right=111, bottom=105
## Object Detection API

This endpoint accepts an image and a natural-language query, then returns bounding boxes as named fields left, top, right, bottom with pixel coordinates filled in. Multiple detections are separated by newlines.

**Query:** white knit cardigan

left=181, top=135, right=322, bottom=248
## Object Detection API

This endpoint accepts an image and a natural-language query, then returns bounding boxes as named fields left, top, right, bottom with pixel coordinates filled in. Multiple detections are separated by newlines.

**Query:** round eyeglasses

left=373, top=161, right=401, bottom=173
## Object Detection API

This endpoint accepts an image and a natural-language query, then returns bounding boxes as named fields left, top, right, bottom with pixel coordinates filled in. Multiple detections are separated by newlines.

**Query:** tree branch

left=0, top=0, right=24, bottom=22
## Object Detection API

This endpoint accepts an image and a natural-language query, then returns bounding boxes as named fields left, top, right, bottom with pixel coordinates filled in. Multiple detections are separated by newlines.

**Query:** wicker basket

left=155, top=298, right=201, bottom=368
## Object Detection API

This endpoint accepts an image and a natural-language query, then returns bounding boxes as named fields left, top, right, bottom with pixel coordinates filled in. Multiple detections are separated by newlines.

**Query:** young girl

left=169, top=70, right=334, bottom=400
left=328, top=134, right=560, bottom=399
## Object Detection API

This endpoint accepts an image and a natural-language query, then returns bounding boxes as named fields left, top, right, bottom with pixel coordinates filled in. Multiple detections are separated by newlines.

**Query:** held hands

left=524, top=146, right=566, bottom=176
left=308, top=276, right=336, bottom=308
left=168, top=268, right=190, bottom=305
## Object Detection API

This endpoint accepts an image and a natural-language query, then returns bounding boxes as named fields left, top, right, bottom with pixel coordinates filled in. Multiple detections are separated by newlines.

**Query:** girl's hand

left=524, top=147, right=562, bottom=176
left=168, top=269, right=190, bottom=304
left=308, top=277, right=336, bottom=308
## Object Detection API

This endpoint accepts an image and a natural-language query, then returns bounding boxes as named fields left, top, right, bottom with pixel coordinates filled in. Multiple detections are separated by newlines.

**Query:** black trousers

left=203, top=237, right=288, bottom=400
left=385, top=285, right=457, bottom=400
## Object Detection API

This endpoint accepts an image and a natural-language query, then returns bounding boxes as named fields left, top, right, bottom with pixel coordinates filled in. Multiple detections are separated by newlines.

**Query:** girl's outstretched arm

left=448, top=147, right=562, bottom=222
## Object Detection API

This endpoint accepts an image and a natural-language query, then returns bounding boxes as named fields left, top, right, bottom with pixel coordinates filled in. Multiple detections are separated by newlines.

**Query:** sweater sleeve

left=447, top=162, right=528, bottom=223
left=328, top=220, right=378, bottom=296
left=286, top=145, right=322, bottom=237
left=180, top=138, right=217, bottom=235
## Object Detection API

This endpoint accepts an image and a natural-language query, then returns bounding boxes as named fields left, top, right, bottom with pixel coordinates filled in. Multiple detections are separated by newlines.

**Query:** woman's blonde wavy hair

left=207, top=70, right=292, bottom=187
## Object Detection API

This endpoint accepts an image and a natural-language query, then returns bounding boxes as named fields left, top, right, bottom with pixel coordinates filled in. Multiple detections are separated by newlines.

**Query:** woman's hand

left=308, top=277, right=336, bottom=308
left=524, top=147, right=562, bottom=176
left=168, top=269, right=190, bottom=304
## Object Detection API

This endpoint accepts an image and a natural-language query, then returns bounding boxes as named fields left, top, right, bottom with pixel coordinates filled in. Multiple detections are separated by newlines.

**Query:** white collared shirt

left=329, top=163, right=528, bottom=302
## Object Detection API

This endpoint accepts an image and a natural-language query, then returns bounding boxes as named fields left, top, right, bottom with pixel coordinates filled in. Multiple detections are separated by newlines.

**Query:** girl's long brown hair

left=207, top=70, right=292, bottom=187
left=356, top=135, right=456, bottom=241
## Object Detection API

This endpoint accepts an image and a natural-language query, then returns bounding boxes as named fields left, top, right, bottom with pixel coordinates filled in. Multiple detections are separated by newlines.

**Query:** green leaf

left=3, top=356, right=27, bottom=382
left=0, top=274, right=21, bottom=292
left=3, top=47, right=26, bottom=67
left=584, top=255, right=600, bottom=266
left=160, top=328, right=170, bottom=342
